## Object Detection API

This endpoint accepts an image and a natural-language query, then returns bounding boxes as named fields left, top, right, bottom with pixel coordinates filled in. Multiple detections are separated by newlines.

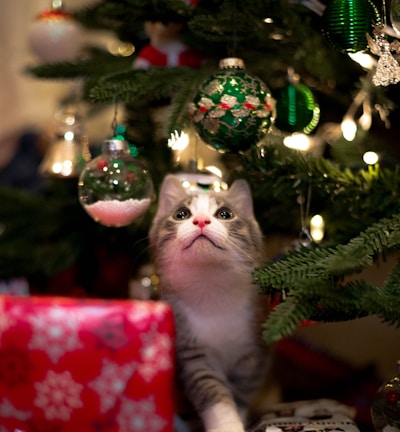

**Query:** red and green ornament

left=321, top=0, right=381, bottom=53
left=189, top=58, right=276, bottom=153
left=275, top=73, right=320, bottom=134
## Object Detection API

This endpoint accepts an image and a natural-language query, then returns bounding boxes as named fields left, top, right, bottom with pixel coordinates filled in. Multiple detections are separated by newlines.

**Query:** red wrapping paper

left=0, top=295, right=175, bottom=432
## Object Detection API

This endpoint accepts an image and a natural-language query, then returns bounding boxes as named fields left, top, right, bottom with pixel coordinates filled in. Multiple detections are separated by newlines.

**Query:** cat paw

left=206, top=422, right=245, bottom=432
left=207, top=425, right=245, bottom=432
left=202, top=401, right=246, bottom=432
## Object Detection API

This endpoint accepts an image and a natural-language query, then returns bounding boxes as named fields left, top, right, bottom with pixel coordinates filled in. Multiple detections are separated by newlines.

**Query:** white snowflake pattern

left=127, top=302, right=171, bottom=331
left=34, top=370, right=83, bottom=421
left=0, top=397, right=31, bottom=421
left=27, top=304, right=83, bottom=362
left=138, top=327, right=173, bottom=382
left=117, top=396, right=167, bottom=432
left=89, top=358, right=137, bottom=413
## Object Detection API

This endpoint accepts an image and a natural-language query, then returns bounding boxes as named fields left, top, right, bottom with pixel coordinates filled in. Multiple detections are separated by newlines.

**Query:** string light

left=283, top=133, right=313, bottom=151
left=310, top=214, right=325, bottom=242
left=205, top=165, right=223, bottom=178
left=348, top=52, right=376, bottom=70
left=341, top=116, right=357, bottom=141
left=168, top=130, right=189, bottom=151
left=363, top=151, right=379, bottom=164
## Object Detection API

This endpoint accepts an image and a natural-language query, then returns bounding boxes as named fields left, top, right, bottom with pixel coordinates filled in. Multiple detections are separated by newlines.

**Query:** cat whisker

left=130, top=235, right=154, bottom=265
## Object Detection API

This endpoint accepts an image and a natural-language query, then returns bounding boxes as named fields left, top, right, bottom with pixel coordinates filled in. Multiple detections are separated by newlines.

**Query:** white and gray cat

left=149, top=174, right=269, bottom=432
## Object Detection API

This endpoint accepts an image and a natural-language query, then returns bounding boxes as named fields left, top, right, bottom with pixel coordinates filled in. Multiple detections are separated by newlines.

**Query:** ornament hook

left=111, top=90, right=120, bottom=136
left=297, top=184, right=313, bottom=247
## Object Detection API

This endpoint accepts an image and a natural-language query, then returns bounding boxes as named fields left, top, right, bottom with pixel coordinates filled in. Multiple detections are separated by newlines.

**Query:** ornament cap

left=219, top=57, right=245, bottom=70
left=102, top=139, right=130, bottom=153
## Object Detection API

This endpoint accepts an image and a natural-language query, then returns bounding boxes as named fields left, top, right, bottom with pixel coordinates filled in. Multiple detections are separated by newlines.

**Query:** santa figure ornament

left=132, top=21, right=206, bottom=69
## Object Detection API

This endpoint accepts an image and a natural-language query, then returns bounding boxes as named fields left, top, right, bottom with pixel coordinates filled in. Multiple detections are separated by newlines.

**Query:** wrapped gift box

left=0, top=295, right=175, bottom=432
left=248, top=399, right=360, bottom=432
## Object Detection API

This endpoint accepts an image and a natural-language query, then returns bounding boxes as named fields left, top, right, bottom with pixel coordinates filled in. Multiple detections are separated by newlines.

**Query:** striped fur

left=149, top=175, right=269, bottom=432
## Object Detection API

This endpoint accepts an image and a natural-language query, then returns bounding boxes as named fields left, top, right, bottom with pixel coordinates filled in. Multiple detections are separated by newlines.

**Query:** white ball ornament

left=29, top=8, right=82, bottom=63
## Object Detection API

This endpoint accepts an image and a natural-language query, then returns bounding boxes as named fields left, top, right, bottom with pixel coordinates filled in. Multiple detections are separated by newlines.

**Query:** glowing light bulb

left=348, top=52, right=376, bottom=70
left=359, top=111, right=372, bottom=130
left=341, top=117, right=357, bottom=141
left=283, top=133, right=312, bottom=151
left=310, top=214, right=325, bottom=243
left=363, top=151, right=379, bottom=165
left=64, top=131, right=75, bottom=141
left=168, top=130, right=189, bottom=151
left=205, top=165, right=223, bottom=178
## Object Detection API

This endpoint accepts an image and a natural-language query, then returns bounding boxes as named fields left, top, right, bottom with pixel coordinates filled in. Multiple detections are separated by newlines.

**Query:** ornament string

left=111, top=90, right=119, bottom=136
left=228, top=0, right=238, bottom=57
left=297, top=185, right=313, bottom=246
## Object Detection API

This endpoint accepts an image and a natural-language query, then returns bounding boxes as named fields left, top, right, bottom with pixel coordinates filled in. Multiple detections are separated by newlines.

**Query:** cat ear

left=227, top=179, right=254, bottom=218
left=156, top=175, right=187, bottom=216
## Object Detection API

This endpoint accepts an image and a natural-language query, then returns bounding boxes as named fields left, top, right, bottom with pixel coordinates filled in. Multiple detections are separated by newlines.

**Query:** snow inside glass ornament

left=78, top=139, right=153, bottom=227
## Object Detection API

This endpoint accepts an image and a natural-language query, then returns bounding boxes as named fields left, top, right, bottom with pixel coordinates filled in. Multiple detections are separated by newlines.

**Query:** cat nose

left=193, top=216, right=211, bottom=228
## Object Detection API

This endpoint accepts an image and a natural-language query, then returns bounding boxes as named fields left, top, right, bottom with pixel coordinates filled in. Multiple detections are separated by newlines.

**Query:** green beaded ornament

left=189, top=58, right=276, bottom=153
left=321, top=0, right=381, bottom=53
left=275, top=81, right=320, bottom=134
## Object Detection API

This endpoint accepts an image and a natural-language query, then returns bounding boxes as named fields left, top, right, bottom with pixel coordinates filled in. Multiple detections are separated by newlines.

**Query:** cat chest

left=186, top=308, right=254, bottom=361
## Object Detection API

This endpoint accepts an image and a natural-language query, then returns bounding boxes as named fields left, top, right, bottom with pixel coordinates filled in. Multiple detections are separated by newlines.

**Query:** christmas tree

left=3, top=0, right=400, bottom=342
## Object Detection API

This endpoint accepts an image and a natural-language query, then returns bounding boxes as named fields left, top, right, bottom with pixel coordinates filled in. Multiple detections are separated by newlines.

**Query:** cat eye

left=216, top=207, right=233, bottom=220
left=174, top=207, right=191, bottom=220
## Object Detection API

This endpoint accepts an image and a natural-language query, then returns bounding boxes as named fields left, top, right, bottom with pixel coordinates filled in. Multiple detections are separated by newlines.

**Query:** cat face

left=149, top=175, right=263, bottom=269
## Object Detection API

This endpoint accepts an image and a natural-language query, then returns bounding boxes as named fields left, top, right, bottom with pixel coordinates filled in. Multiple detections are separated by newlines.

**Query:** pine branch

left=75, top=0, right=195, bottom=29
left=254, top=246, right=334, bottom=291
left=262, top=276, right=396, bottom=343
left=89, top=67, right=199, bottom=104
left=257, top=213, right=400, bottom=343
left=239, top=145, right=400, bottom=240
left=167, top=68, right=211, bottom=133
left=263, top=294, right=317, bottom=343
left=256, top=212, right=400, bottom=291
left=26, top=49, right=133, bottom=80
left=383, top=259, right=400, bottom=297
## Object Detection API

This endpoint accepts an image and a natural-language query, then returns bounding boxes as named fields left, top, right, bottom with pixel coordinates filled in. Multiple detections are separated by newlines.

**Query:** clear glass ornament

left=371, top=361, right=400, bottom=432
left=78, top=139, right=153, bottom=227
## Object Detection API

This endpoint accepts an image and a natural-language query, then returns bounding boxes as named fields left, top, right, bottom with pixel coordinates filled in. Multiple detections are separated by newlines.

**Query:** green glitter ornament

left=321, top=0, right=381, bottom=53
left=275, top=73, right=320, bottom=134
left=189, top=58, right=276, bottom=153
